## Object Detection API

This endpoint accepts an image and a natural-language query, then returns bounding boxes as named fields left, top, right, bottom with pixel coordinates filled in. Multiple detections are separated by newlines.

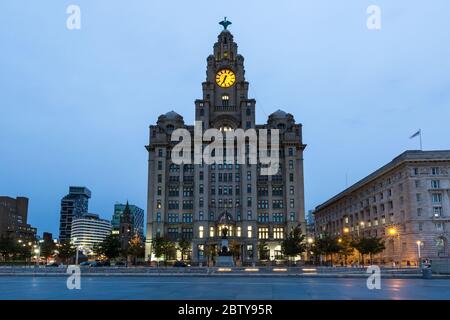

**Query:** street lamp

left=416, top=241, right=423, bottom=264
left=388, top=227, right=398, bottom=237
left=34, top=248, right=40, bottom=267
left=72, top=238, right=80, bottom=265
left=307, top=237, right=314, bottom=244
left=343, top=227, right=350, bottom=234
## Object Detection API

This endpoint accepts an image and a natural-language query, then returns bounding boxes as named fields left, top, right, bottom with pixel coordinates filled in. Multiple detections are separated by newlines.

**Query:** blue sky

left=1, top=1, right=450, bottom=236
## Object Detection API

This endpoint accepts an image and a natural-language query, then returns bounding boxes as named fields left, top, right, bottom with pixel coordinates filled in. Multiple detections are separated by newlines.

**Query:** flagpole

left=419, top=130, right=423, bottom=150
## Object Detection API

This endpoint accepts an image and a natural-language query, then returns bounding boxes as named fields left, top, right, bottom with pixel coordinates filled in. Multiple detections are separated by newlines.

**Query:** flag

left=410, top=130, right=421, bottom=139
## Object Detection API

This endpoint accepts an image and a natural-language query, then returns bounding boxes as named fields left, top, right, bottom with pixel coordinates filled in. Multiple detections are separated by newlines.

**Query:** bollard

left=422, top=268, right=432, bottom=279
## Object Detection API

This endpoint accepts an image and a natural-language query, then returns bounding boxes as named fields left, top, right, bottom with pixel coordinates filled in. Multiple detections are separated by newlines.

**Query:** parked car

left=45, top=262, right=59, bottom=267
left=173, top=261, right=189, bottom=267
left=80, top=261, right=95, bottom=267
left=115, top=261, right=126, bottom=266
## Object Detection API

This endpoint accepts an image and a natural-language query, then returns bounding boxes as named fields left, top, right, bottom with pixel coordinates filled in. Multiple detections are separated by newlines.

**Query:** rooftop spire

left=219, top=17, right=232, bottom=30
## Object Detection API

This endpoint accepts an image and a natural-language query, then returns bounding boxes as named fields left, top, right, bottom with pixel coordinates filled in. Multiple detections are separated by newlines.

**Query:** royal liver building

left=145, top=19, right=306, bottom=264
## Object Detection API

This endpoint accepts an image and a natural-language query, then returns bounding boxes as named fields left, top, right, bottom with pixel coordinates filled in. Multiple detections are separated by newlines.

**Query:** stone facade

left=314, top=150, right=450, bottom=266
left=145, top=25, right=306, bottom=264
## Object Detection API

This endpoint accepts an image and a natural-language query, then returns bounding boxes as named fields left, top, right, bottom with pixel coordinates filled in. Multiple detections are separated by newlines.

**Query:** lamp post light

left=72, top=238, right=80, bottom=265
left=416, top=241, right=423, bottom=265
left=306, top=237, right=314, bottom=263
left=34, top=248, right=40, bottom=267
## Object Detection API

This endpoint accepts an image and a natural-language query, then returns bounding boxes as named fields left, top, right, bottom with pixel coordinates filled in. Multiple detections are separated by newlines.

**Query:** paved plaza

left=1, top=276, right=450, bottom=300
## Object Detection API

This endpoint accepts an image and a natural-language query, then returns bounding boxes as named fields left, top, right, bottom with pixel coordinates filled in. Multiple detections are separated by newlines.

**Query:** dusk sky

left=1, top=0, right=449, bottom=236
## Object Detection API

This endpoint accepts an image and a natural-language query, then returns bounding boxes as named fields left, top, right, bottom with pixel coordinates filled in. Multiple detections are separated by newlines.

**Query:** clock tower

left=195, top=18, right=256, bottom=132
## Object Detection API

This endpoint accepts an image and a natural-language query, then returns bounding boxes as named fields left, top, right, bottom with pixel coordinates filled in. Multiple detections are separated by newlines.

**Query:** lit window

left=209, top=227, right=215, bottom=238
left=258, top=227, right=269, bottom=239
left=247, top=226, right=253, bottom=238
left=273, top=227, right=284, bottom=239
left=236, top=227, right=241, bottom=237
left=199, top=226, right=204, bottom=239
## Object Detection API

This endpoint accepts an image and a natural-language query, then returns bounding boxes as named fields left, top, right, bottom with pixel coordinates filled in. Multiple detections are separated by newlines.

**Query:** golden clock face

left=215, top=69, right=236, bottom=88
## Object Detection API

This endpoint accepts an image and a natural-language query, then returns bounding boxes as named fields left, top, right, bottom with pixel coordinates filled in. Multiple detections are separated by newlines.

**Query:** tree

left=280, top=226, right=306, bottom=264
left=40, top=241, right=56, bottom=264
left=338, top=235, right=354, bottom=266
left=178, top=238, right=191, bottom=261
left=258, top=240, right=269, bottom=261
left=205, top=244, right=217, bottom=266
left=56, top=240, right=76, bottom=264
left=315, top=234, right=340, bottom=266
left=353, top=237, right=385, bottom=265
left=95, top=234, right=121, bottom=261
left=229, top=240, right=241, bottom=264
left=128, top=235, right=145, bottom=265
left=0, top=236, right=15, bottom=262
left=152, top=236, right=176, bottom=265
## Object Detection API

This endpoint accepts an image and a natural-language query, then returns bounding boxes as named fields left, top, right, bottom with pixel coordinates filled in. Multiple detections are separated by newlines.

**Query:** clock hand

left=222, top=75, right=228, bottom=85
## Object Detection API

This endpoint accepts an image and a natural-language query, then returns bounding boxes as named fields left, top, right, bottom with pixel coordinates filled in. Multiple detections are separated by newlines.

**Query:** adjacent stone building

left=145, top=21, right=306, bottom=264
left=0, top=196, right=36, bottom=241
left=314, top=150, right=450, bottom=266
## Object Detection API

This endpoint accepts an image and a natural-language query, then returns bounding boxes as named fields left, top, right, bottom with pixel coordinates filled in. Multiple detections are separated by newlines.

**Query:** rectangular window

left=433, top=207, right=443, bottom=217
left=432, top=193, right=442, bottom=203
left=431, top=180, right=440, bottom=189
left=236, top=227, right=241, bottom=237
left=258, top=227, right=269, bottom=239
left=247, top=226, right=253, bottom=238
left=288, top=148, right=294, bottom=156
left=182, top=228, right=193, bottom=240
left=209, top=227, right=215, bottom=238
left=273, top=227, right=284, bottom=239
left=168, top=213, right=179, bottom=223
left=272, top=213, right=284, bottom=223
left=273, top=200, right=284, bottom=209
left=182, top=213, right=193, bottom=223
left=257, top=213, right=270, bottom=223
left=431, top=167, right=439, bottom=175
left=199, top=226, right=204, bottom=239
